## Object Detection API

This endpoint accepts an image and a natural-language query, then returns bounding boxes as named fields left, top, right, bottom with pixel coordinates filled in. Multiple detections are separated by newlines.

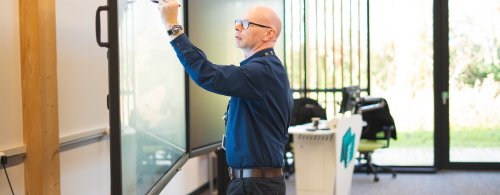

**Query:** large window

left=368, top=0, right=434, bottom=166
left=285, top=0, right=500, bottom=168
left=285, top=0, right=435, bottom=166
left=284, top=0, right=369, bottom=117
left=449, top=0, right=500, bottom=163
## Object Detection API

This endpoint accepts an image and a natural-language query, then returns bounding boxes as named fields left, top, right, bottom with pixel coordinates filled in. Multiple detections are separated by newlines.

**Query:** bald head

left=245, top=6, right=282, bottom=41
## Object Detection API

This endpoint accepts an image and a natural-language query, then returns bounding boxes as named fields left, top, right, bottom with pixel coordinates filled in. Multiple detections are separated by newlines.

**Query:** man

left=159, top=1, right=292, bottom=194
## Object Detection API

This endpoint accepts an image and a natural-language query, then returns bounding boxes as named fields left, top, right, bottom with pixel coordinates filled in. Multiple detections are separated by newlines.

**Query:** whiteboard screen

left=116, top=0, right=186, bottom=194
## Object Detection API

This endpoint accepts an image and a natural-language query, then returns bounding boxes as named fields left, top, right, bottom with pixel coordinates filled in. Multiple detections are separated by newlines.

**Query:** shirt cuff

left=170, top=33, right=189, bottom=48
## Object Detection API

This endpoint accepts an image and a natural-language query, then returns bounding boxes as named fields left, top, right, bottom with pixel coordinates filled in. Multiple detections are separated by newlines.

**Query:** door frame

left=434, top=0, right=500, bottom=170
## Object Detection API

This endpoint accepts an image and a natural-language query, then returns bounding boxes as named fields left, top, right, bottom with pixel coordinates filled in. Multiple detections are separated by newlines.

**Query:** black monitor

left=185, top=1, right=232, bottom=158
left=187, top=83, right=228, bottom=157
left=339, top=86, right=361, bottom=113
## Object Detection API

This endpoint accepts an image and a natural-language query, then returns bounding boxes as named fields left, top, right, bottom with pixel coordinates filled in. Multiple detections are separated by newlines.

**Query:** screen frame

left=107, top=0, right=189, bottom=194
left=189, top=141, right=222, bottom=158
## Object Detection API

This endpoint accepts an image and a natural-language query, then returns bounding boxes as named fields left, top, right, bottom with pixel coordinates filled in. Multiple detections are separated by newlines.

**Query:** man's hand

left=159, top=0, right=180, bottom=28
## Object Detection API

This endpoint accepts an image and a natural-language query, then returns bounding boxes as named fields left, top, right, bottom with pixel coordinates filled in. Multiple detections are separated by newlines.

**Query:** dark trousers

left=227, top=177, right=286, bottom=195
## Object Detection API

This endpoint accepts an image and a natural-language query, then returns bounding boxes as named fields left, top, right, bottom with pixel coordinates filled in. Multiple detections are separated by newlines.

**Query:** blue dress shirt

left=171, top=34, right=293, bottom=168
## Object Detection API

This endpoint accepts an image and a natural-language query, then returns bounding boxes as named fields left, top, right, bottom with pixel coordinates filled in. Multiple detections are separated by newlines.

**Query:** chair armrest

left=361, top=96, right=383, bottom=102
left=383, top=125, right=395, bottom=148
left=358, top=101, right=386, bottom=113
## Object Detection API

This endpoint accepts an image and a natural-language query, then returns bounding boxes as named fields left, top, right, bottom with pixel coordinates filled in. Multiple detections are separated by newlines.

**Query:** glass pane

left=449, top=0, right=500, bottom=162
left=370, top=0, right=434, bottom=166
left=118, top=0, right=186, bottom=194
left=284, top=0, right=369, bottom=116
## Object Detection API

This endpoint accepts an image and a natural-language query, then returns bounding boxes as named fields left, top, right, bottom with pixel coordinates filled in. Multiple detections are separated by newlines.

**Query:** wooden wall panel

left=19, top=0, right=61, bottom=194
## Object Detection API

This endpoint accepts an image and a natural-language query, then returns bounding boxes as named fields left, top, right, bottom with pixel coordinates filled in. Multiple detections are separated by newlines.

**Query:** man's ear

left=263, top=29, right=276, bottom=41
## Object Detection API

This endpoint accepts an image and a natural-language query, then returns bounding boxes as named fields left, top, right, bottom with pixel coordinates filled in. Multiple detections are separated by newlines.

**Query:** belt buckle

left=228, top=167, right=233, bottom=180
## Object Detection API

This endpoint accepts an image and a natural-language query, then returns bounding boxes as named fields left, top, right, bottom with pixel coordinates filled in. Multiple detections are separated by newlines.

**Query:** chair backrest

left=358, top=97, right=397, bottom=142
left=290, top=98, right=327, bottom=126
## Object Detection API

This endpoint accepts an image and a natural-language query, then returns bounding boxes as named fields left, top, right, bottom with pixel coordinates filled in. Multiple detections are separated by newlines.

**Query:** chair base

left=355, top=152, right=397, bottom=182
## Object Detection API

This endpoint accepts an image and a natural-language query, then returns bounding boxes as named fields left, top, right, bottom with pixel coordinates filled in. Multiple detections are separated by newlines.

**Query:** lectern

left=289, top=115, right=362, bottom=195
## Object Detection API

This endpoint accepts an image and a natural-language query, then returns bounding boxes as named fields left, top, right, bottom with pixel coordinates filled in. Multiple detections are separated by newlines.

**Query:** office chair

left=355, top=97, right=397, bottom=182
left=284, top=98, right=327, bottom=179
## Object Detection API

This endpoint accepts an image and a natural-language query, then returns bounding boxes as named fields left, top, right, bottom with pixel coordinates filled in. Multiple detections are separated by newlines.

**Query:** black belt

left=228, top=167, right=283, bottom=180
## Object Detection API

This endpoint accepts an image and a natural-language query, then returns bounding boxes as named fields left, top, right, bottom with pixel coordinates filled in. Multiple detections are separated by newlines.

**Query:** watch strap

left=167, top=24, right=183, bottom=36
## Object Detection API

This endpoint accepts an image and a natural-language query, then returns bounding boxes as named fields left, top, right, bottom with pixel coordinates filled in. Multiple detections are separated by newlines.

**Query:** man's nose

left=235, top=23, right=243, bottom=32
left=235, top=26, right=242, bottom=32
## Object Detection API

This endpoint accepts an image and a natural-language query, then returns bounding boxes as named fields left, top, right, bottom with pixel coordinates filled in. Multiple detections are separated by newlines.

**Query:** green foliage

left=460, top=62, right=500, bottom=86
left=371, top=43, right=396, bottom=90
left=390, top=130, right=434, bottom=148
left=449, top=127, right=500, bottom=147
left=390, top=128, right=500, bottom=148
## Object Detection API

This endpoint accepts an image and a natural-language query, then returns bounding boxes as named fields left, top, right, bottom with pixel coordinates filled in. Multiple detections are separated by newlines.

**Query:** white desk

left=289, top=115, right=362, bottom=195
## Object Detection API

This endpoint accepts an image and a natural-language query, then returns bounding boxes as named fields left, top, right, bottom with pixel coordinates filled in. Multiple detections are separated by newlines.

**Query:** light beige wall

left=161, top=155, right=211, bottom=195
left=0, top=0, right=26, bottom=194
left=56, top=0, right=110, bottom=194
left=60, top=140, right=110, bottom=195
left=0, top=0, right=23, bottom=155
left=56, top=0, right=109, bottom=136
left=1, top=0, right=110, bottom=194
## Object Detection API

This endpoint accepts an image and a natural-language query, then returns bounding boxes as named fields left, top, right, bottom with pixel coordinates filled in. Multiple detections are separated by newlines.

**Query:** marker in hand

left=151, top=0, right=181, bottom=6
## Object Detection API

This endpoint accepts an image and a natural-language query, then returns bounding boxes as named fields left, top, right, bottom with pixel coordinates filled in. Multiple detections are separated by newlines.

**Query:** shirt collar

left=240, top=48, right=275, bottom=66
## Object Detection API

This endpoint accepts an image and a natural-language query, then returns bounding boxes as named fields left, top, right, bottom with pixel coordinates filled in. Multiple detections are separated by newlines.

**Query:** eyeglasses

left=235, top=19, right=272, bottom=30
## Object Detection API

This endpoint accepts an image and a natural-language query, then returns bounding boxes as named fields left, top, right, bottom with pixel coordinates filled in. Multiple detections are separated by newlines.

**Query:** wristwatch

left=167, top=24, right=183, bottom=36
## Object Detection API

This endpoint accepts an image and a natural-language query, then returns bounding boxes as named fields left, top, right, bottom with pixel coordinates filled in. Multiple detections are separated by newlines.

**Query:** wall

left=0, top=0, right=26, bottom=194
left=1, top=0, right=111, bottom=194
left=161, top=155, right=211, bottom=195
left=56, top=0, right=109, bottom=135
left=56, top=0, right=110, bottom=194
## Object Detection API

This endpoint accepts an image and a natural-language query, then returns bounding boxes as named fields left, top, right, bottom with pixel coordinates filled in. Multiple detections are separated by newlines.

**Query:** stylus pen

left=151, top=0, right=181, bottom=6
